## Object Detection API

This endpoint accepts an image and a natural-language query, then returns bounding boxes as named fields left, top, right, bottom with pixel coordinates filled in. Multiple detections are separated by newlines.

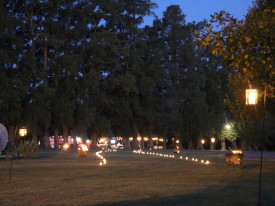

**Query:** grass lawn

left=0, top=149, right=275, bottom=206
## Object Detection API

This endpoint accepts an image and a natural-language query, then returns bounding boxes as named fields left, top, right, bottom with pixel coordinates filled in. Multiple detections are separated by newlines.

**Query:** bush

left=16, top=140, right=38, bottom=158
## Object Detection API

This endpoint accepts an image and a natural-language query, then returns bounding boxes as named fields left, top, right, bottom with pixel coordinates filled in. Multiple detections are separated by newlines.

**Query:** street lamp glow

left=246, top=89, right=258, bottom=105
left=19, top=128, right=27, bottom=137
left=201, top=139, right=205, bottom=144
left=211, top=137, right=216, bottom=143
left=225, top=124, right=231, bottom=129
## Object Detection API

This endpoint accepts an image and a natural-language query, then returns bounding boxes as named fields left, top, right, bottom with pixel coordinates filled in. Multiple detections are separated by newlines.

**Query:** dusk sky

left=142, top=0, right=254, bottom=26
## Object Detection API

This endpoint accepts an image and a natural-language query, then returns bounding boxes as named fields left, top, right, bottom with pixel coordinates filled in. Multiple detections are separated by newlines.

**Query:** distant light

left=76, top=137, right=81, bottom=143
left=137, top=137, right=142, bottom=141
left=62, top=143, right=70, bottom=150
left=225, top=124, right=231, bottom=129
left=110, top=139, right=116, bottom=144
left=232, top=150, right=242, bottom=154
left=201, top=139, right=205, bottom=144
left=206, top=161, right=210, bottom=164
left=176, top=140, right=179, bottom=144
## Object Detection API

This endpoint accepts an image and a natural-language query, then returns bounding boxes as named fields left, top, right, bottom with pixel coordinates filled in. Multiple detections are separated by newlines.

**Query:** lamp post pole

left=246, top=88, right=265, bottom=206
left=258, top=86, right=266, bottom=206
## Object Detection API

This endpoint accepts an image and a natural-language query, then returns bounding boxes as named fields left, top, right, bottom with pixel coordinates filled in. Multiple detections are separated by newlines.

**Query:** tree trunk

left=221, top=140, right=226, bottom=151
left=188, top=139, right=193, bottom=150
left=241, top=138, right=248, bottom=151
left=8, top=125, right=15, bottom=149
left=32, top=131, right=37, bottom=144
left=63, top=123, right=68, bottom=143
left=147, top=136, right=154, bottom=149
left=71, top=127, right=77, bottom=149
left=54, top=128, right=59, bottom=150
left=124, top=138, right=131, bottom=149
left=232, top=140, right=237, bottom=150
left=197, top=138, right=203, bottom=150
left=141, top=138, right=145, bottom=149
left=91, top=131, right=97, bottom=149
left=132, top=136, right=139, bottom=149
left=43, top=122, right=49, bottom=149
left=162, top=137, right=167, bottom=150
left=210, top=143, right=215, bottom=150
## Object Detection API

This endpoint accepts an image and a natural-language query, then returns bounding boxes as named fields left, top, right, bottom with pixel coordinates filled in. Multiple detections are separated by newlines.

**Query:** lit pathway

left=133, top=150, right=210, bottom=165
left=95, top=149, right=117, bottom=166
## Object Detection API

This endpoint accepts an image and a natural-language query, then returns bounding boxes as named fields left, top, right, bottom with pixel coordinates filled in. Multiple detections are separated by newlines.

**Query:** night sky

left=142, top=0, right=253, bottom=26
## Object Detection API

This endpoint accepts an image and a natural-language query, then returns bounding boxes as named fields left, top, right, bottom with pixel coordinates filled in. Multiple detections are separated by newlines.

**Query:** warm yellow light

left=144, top=137, right=148, bottom=141
left=81, top=144, right=89, bottom=151
left=180, top=156, right=182, bottom=159
left=176, top=140, right=179, bottom=144
left=129, top=137, right=133, bottom=141
left=19, top=128, right=27, bottom=137
left=159, top=138, right=164, bottom=142
left=201, top=160, right=204, bottom=163
left=152, top=137, right=158, bottom=141
left=246, top=89, right=258, bottom=105
left=186, top=157, right=188, bottom=160
left=211, top=137, right=215, bottom=143
left=137, top=137, right=142, bottom=141
left=232, top=150, right=243, bottom=154
left=225, top=124, right=231, bottom=129
left=206, top=160, right=209, bottom=164
left=201, top=139, right=205, bottom=144
left=62, top=143, right=70, bottom=150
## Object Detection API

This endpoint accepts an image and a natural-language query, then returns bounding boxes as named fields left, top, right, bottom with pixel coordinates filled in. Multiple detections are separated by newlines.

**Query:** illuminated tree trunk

left=197, top=138, right=203, bottom=150
left=210, top=143, right=214, bottom=150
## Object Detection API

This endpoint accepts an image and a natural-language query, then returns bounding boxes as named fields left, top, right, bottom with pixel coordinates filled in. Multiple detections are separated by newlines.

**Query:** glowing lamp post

left=19, top=128, right=27, bottom=137
left=246, top=89, right=258, bottom=105
left=246, top=88, right=263, bottom=205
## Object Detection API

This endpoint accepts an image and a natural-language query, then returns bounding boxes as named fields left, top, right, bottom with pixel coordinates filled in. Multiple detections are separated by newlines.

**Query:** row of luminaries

left=133, top=150, right=210, bottom=165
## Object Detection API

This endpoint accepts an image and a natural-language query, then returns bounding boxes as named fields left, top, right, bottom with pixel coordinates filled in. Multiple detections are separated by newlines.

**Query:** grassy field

left=0, top=149, right=275, bottom=206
